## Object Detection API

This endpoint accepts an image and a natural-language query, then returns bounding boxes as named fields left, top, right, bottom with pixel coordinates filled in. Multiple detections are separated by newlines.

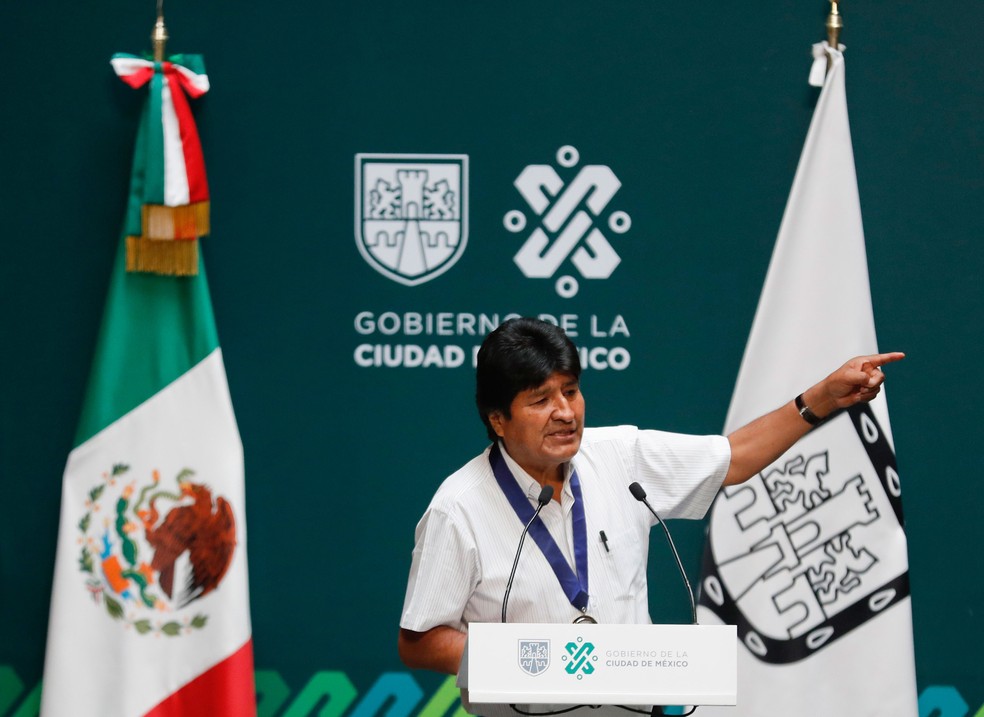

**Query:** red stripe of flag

left=144, top=639, right=255, bottom=717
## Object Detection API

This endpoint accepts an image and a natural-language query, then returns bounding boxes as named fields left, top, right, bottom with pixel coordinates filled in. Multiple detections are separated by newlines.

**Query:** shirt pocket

left=594, top=520, right=648, bottom=605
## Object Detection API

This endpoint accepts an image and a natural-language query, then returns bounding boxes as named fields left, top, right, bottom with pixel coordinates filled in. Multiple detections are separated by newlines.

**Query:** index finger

left=867, top=352, right=906, bottom=368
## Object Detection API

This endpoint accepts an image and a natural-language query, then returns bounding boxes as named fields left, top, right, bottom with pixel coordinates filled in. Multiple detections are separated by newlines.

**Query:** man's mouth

left=549, top=427, right=578, bottom=439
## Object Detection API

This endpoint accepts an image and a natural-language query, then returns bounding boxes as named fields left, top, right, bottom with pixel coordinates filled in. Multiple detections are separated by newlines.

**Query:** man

left=398, top=317, right=903, bottom=678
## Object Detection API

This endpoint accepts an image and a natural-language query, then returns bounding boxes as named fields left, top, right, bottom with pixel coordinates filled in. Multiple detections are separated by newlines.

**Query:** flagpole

left=827, top=0, right=843, bottom=47
left=152, top=1, right=167, bottom=61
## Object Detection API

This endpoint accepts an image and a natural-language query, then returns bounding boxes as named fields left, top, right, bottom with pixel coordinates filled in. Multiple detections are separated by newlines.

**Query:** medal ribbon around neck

left=489, top=443, right=589, bottom=612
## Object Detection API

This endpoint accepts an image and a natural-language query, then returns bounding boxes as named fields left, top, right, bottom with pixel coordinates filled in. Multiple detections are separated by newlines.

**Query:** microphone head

left=629, top=482, right=647, bottom=502
left=537, top=484, right=554, bottom=505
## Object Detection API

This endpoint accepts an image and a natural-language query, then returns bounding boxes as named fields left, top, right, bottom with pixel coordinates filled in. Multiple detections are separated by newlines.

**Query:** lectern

left=459, top=623, right=736, bottom=714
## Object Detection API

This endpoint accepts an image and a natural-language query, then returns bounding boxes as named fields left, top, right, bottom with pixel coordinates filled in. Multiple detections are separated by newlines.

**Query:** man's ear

left=488, top=411, right=506, bottom=438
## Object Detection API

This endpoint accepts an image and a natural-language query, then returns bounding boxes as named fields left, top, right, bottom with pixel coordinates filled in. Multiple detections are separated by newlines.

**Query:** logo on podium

left=562, top=637, right=597, bottom=678
left=518, top=639, right=550, bottom=676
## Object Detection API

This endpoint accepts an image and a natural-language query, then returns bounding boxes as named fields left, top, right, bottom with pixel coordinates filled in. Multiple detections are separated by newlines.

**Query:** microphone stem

left=631, top=483, right=697, bottom=625
left=501, top=530, right=528, bottom=622
left=648, top=502, right=697, bottom=624
left=502, top=498, right=549, bottom=622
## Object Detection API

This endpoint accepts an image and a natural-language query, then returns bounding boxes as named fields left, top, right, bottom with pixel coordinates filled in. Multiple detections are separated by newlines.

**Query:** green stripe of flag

left=73, top=239, right=219, bottom=447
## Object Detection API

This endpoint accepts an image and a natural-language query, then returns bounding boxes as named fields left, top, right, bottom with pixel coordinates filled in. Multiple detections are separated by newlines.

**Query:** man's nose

left=552, top=395, right=575, bottom=420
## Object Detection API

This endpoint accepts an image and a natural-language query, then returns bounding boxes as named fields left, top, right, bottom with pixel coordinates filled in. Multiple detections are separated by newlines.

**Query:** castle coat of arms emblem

left=355, top=154, right=468, bottom=286
left=700, top=404, right=909, bottom=663
left=518, top=639, right=550, bottom=676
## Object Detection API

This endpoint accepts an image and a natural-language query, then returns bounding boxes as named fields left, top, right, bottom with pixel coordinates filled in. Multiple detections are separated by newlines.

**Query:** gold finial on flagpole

left=151, top=0, right=168, bottom=62
left=826, top=1, right=843, bottom=48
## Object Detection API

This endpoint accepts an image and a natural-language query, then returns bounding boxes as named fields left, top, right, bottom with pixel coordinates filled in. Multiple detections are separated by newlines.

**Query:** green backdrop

left=1, top=1, right=981, bottom=715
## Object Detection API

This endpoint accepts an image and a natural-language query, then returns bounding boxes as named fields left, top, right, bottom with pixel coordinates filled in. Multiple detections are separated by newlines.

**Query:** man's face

left=489, top=371, right=585, bottom=482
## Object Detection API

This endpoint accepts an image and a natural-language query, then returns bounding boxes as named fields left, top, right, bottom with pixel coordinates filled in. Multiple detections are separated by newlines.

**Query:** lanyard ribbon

left=489, top=443, right=589, bottom=611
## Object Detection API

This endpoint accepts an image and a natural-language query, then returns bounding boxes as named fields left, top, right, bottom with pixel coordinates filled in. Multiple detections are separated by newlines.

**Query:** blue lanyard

left=489, top=443, right=590, bottom=612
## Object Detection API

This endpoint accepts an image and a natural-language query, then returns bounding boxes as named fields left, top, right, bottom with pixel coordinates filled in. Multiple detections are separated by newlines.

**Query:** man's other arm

left=398, top=625, right=466, bottom=675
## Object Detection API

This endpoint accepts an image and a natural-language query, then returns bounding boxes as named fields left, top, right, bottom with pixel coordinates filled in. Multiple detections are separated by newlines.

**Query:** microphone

left=501, top=484, right=554, bottom=622
left=628, top=482, right=697, bottom=624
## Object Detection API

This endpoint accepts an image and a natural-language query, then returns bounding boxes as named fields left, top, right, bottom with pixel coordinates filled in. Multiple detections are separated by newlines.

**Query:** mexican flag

left=696, top=44, right=918, bottom=715
left=40, top=60, right=255, bottom=717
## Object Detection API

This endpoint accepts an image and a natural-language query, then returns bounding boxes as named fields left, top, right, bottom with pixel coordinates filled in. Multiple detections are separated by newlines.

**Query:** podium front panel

left=466, top=623, right=737, bottom=706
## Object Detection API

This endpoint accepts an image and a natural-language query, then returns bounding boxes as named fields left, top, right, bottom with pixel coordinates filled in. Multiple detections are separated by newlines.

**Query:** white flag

left=696, top=44, right=918, bottom=716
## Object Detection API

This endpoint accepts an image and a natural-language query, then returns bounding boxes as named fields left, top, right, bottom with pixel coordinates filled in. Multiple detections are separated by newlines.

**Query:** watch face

left=700, top=403, right=909, bottom=664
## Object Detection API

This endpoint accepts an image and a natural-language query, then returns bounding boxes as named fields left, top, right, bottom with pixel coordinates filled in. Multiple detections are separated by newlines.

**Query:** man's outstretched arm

left=724, top=352, right=905, bottom=486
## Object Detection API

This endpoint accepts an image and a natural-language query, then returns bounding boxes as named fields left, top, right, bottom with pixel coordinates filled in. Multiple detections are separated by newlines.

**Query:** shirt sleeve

left=399, top=505, right=479, bottom=633
left=629, top=427, right=731, bottom=519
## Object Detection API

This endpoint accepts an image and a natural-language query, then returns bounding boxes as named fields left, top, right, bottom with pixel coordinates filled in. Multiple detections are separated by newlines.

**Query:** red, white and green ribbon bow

left=111, top=52, right=211, bottom=274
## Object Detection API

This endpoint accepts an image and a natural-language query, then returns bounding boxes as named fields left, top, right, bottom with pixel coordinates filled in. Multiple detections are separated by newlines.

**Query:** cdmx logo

left=562, top=637, right=597, bottom=679
left=355, top=154, right=468, bottom=286
left=505, top=145, right=630, bottom=298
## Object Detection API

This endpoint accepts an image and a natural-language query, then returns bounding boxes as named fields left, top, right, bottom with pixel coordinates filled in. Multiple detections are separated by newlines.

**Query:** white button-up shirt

left=401, top=425, right=730, bottom=632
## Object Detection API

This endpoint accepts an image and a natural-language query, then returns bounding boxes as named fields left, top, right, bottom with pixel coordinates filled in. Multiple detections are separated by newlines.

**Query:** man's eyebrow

left=526, top=379, right=579, bottom=396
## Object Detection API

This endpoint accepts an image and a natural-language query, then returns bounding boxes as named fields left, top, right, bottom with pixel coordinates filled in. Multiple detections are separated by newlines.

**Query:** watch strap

left=795, top=393, right=823, bottom=426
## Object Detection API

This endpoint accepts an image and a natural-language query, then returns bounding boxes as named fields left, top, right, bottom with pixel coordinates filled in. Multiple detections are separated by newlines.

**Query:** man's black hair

left=475, top=317, right=582, bottom=442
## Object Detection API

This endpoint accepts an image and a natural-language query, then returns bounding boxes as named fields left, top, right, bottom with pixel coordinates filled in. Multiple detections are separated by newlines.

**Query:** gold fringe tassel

left=142, top=201, right=210, bottom=241
left=126, top=236, right=199, bottom=276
